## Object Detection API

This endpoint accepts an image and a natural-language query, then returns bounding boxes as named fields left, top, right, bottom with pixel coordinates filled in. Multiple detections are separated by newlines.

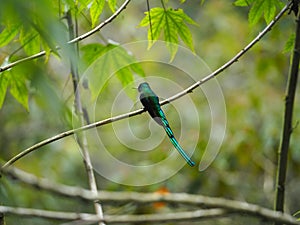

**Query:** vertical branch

left=65, top=10, right=105, bottom=225
left=274, top=11, right=300, bottom=221
left=146, top=0, right=153, bottom=41
left=0, top=213, right=5, bottom=225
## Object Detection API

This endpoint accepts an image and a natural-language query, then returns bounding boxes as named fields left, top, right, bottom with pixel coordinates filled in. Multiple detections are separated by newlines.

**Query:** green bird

left=138, top=82, right=195, bottom=167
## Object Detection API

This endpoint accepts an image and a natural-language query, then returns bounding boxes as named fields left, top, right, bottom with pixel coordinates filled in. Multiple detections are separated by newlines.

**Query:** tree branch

left=0, top=2, right=291, bottom=170
left=0, top=204, right=299, bottom=225
left=159, top=1, right=291, bottom=106
left=274, top=6, right=300, bottom=223
left=66, top=10, right=105, bottom=225
left=1, top=166, right=299, bottom=225
left=68, top=0, right=131, bottom=44
left=0, top=206, right=229, bottom=224
left=0, top=0, right=132, bottom=73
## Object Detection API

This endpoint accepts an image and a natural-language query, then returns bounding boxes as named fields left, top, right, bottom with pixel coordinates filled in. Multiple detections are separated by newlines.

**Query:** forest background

left=0, top=0, right=300, bottom=224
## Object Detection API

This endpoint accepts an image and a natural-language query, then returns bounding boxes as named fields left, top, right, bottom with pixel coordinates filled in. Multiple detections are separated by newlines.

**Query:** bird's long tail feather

left=159, top=110, right=195, bottom=167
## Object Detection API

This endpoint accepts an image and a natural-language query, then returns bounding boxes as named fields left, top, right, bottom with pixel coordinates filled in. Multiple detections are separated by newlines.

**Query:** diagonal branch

left=68, top=0, right=131, bottom=44
left=0, top=0, right=132, bottom=73
left=159, top=1, right=291, bottom=106
left=0, top=2, right=291, bottom=170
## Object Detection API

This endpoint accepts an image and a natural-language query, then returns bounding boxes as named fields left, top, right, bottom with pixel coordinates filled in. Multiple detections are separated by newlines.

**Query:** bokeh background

left=0, top=0, right=299, bottom=224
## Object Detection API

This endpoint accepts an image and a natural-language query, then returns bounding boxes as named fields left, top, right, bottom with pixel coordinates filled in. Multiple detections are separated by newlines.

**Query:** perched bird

left=138, top=82, right=195, bottom=167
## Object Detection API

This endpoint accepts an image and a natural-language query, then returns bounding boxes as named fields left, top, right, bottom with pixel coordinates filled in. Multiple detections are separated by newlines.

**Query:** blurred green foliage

left=0, top=0, right=300, bottom=224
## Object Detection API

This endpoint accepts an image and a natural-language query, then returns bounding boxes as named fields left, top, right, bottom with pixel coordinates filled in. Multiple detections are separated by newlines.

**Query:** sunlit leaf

left=0, top=23, right=21, bottom=48
left=0, top=72, right=9, bottom=108
left=139, top=7, right=197, bottom=60
left=108, top=0, right=117, bottom=12
left=247, top=0, right=282, bottom=26
left=248, top=0, right=265, bottom=26
left=19, top=27, right=41, bottom=56
left=233, top=0, right=254, bottom=7
left=90, top=0, right=105, bottom=28
left=130, top=63, right=145, bottom=78
left=9, top=71, right=29, bottom=110
left=77, top=0, right=92, bottom=14
left=263, top=0, right=277, bottom=24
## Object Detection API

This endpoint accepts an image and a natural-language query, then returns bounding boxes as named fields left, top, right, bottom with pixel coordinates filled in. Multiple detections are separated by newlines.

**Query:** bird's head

left=138, top=82, right=150, bottom=93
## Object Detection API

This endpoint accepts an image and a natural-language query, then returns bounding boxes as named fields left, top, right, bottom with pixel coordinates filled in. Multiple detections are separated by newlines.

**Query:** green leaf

left=108, top=0, right=117, bottom=12
left=263, top=0, right=277, bottom=24
left=0, top=71, right=9, bottom=108
left=283, top=34, right=295, bottom=53
left=9, top=71, right=29, bottom=110
left=77, top=0, right=93, bottom=14
left=139, top=7, right=197, bottom=60
left=139, top=8, right=165, bottom=41
left=80, top=43, right=107, bottom=72
left=0, top=23, right=21, bottom=48
left=19, top=27, right=41, bottom=56
left=233, top=0, right=254, bottom=7
left=81, top=43, right=145, bottom=100
left=130, top=63, right=145, bottom=77
left=248, top=0, right=265, bottom=26
left=41, top=37, right=52, bottom=63
left=90, top=0, right=105, bottom=28
left=248, top=0, right=282, bottom=26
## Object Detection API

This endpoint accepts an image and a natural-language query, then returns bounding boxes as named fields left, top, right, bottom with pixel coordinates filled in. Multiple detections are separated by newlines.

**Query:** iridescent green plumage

left=138, top=82, right=195, bottom=167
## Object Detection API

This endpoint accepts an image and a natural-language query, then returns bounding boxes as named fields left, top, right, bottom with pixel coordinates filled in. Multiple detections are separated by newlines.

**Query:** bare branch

left=0, top=206, right=228, bottom=224
left=1, top=167, right=299, bottom=225
left=0, top=0, right=132, bottom=73
left=1, top=108, right=144, bottom=170
left=0, top=2, right=291, bottom=170
left=0, top=204, right=299, bottom=225
left=0, top=206, right=99, bottom=221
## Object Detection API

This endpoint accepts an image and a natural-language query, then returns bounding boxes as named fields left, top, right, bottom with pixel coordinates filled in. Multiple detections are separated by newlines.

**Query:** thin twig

left=274, top=7, right=300, bottom=224
left=0, top=108, right=143, bottom=170
left=0, top=0, right=132, bottom=73
left=0, top=2, right=291, bottom=170
left=1, top=166, right=299, bottom=225
left=68, top=0, right=131, bottom=44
